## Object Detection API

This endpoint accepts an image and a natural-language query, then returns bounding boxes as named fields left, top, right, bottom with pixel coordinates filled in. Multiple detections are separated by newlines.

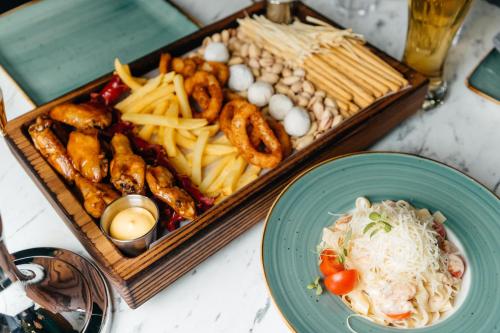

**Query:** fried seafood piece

left=75, top=174, right=119, bottom=218
left=28, top=117, right=76, bottom=181
left=199, top=61, right=229, bottom=86
left=110, top=133, right=146, bottom=194
left=171, top=56, right=203, bottom=77
left=230, top=101, right=282, bottom=168
left=146, top=165, right=196, bottom=220
left=67, top=130, right=108, bottom=183
left=184, top=71, right=223, bottom=123
left=49, top=102, right=112, bottom=130
left=250, top=117, right=292, bottom=158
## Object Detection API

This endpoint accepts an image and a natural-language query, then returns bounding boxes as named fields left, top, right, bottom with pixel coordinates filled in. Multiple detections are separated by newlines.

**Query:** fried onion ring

left=172, top=57, right=200, bottom=77
left=185, top=71, right=223, bottom=123
left=200, top=61, right=229, bottom=86
left=231, top=102, right=282, bottom=168
left=250, top=117, right=292, bottom=158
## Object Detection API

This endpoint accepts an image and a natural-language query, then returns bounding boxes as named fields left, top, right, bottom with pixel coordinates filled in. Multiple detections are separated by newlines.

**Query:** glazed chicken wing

left=110, top=133, right=146, bottom=194
left=146, top=165, right=196, bottom=220
left=75, top=174, right=119, bottom=218
left=67, top=130, right=108, bottom=183
left=49, top=102, right=112, bottom=130
left=29, top=117, right=76, bottom=181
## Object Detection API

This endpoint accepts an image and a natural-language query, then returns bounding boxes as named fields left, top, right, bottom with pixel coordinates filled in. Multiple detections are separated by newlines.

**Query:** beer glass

left=403, top=0, right=474, bottom=110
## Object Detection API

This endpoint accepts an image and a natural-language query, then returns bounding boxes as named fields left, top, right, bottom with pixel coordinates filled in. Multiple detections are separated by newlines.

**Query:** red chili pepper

left=179, top=175, right=215, bottom=211
left=165, top=210, right=184, bottom=232
left=92, top=75, right=129, bottom=106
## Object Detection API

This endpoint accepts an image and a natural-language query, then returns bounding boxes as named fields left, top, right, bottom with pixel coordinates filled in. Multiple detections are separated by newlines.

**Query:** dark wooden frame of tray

left=4, top=1, right=428, bottom=308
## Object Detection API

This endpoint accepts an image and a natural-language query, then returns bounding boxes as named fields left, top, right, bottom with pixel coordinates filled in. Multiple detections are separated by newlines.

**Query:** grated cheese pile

left=322, top=200, right=443, bottom=283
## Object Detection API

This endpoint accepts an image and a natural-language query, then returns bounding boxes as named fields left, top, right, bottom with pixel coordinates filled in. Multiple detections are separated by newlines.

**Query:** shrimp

left=367, top=280, right=417, bottom=318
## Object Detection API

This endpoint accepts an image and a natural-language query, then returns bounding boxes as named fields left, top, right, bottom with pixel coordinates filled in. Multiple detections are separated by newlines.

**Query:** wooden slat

left=4, top=1, right=428, bottom=308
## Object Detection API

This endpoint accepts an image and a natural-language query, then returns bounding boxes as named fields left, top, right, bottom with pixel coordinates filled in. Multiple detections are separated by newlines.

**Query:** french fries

left=174, top=74, right=192, bottom=118
left=191, top=130, right=210, bottom=185
left=114, top=58, right=143, bottom=90
left=114, top=57, right=265, bottom=201
left=121, top=113, right=208, bottom=129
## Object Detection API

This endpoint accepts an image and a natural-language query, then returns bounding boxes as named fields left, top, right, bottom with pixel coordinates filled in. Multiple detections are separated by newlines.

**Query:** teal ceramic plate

left=0, top=0, right=198, bottom=105
left=262, top=153, right=500, bottom=333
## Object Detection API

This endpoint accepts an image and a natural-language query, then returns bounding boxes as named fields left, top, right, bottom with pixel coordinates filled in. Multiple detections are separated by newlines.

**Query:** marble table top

left=0, top=1, right=498, bottom=332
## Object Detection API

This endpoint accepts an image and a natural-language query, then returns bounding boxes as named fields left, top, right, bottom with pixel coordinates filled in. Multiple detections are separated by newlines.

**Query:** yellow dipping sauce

left=109, top=207, right=156, bottom=241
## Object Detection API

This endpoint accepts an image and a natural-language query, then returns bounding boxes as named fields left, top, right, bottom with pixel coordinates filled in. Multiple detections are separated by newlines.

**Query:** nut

left=221, top=30, right=230, bottom=44
left=259, top=58, right=274, bottom=67
left=248, top=43, right=261, bottom=58
left=324, top=97, right=337, bottom=109
left=314, top=90, right=326, bottom=98
left=275, top=83, right=290, bottom=95
left=302, top=80, right=315, bottom=95
left=261, top=50, right=272, bottom=59
left=270, top=63, right=283, bottom=74
left=307, top=95, right=323, bottom=109
left=282, top=75, right=300, bottom=85
left=312, top=101, right=324, bottom=119
left=295, top=134, right=314, bottom=150
left=237, top=29, right=246, bottom=40
left=296, top=95, right=309, bottom=107
left=228, top=57, right=244, bottom=65
left=300, top=91, right=312, bottom=101
left=325, top=106, right=339, bottom=117
left=282, top=68, right=292, bottom=77
left=291, top=82, right=302, bottom=93
left=230, top=29, right=237, bottom=37
left=331, top=115, right=344, bottom=129
left=251, top=68, right=260, bottom=78
left=259, top=72, right=280, bottom=84
left=306, top=121, right=318, bottom=136
left=202, top=36, right=212, bottom=47
left=228, top=37, right=241, bottom=51
left=212, top=33, right=222, bottom=43
left=248, top=58, right=260, bottom=69
left=240, top=43, right=249, bottom=58
left=293, top=68, right=306, bottom=77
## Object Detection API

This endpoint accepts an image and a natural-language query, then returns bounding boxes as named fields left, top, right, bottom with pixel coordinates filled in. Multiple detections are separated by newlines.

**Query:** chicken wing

left=67, top=130, right=108, bottom=183
left=29, top=117, right=76, bottom=181
left=146, top=165, right=196, bottom=220
left=75, top=174, right=119, bottom=218
left=110, top=133, right=146, bottom=194
left=49, top=102, right=112, bottom=130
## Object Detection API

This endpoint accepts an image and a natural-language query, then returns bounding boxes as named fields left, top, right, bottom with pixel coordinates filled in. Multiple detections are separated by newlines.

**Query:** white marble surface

left=0, top=1, right=499, bottom=332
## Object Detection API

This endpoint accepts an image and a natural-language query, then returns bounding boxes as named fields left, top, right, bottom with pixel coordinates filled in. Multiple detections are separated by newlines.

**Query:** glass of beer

left=403, top=0, right=474, bottom=110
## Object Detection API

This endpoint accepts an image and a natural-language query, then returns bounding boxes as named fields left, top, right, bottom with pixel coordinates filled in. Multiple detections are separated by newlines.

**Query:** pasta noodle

left=318, top=197, right=465, bottom=328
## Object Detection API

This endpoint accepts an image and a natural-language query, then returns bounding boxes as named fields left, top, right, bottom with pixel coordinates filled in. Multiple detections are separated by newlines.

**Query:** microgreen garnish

left=306, top=276, right=323, bottom=295
left=364, top=211, right=392, bottom=237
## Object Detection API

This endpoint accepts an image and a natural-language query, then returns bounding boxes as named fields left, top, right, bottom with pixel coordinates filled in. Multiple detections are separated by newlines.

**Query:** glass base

left=423, top=81, right=448, bottom=111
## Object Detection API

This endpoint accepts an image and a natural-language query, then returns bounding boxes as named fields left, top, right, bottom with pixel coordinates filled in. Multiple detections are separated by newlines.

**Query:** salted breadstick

left=306, top=56, right=374, bottom=108
left=317, top=54, right=384, bottom=98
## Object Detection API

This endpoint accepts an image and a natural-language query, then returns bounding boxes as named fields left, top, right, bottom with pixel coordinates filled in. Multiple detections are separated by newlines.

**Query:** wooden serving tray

left=4, top=2, right=428, bottom=308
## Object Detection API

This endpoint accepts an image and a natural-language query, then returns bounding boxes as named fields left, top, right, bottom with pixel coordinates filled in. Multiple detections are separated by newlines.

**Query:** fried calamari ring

left=250, top=117, right=292, bottom=158
left=172, top=57, right=200, bottom=77
left=231, top=102, right=282, bottom=168
left=223, top=88, right=244, bottom=103
left=220, top=99, right=242, bottom=144
left=184, top=71, right=223, bottom=123
left=200, top=61, right=229, bottom=86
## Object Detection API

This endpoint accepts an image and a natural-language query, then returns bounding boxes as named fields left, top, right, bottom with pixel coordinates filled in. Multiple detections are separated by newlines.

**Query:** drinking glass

left=403, top=0, right=474, bottom=110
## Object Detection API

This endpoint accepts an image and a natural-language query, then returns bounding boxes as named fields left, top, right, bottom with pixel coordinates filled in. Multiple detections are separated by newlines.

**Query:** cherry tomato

left=319, top=249, right=344, bottom=276
left=324, top=269, right=357, bottom=295
left=386, top=311, right=411, bottom=320
left=448, top=254, right=465, bottom=278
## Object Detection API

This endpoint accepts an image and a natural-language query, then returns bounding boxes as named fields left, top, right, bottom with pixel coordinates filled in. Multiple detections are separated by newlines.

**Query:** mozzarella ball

left=204, top=42, right=229, bottom=62
left=269, top=94, right=293, bottom=120
left=228, top=64, right=254, bottom=92
left=247, top=81, right=274, bottom=107
left=284, top=107, right=311, bottom=137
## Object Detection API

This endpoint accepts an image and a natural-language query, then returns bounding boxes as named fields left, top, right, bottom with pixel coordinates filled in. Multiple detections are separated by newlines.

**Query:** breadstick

left=306, top=56, right=374, bottom=108
left=317, top=54, right=385, bottom=98
left=335, top=47, right=403, bottom=89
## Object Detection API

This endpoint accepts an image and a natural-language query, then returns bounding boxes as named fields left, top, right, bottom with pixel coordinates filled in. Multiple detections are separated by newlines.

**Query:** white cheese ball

left=247, top=81, right=274, bottom=107
left=268, top=94, right=293, bottom=120
left=284, top=107, right=311, bottom=137
left=228, top=64, right=254, bottom=92
left=204, top=42, right=229, bottom=63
